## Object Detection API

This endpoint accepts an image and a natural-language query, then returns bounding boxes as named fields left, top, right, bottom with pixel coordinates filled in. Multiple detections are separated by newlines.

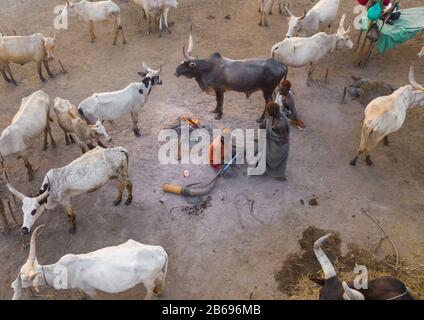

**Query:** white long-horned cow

left=0, top=33, right=56, bottom=85
left=133, top=0, right=178, bottom=37
left=53, top=97, right=111, bottom=153
left=62, top=0, right=127, bottom=45
left=11, top=225, right=168, bottom=300
left=78, top=63, right=162, bottom=137
left=5, top=146, right=133, bottom=235
left=350, top=65, right=424, bottom=166
left=0, top=90, right=56, bottom=181
left=282, top=0, right=340, bottom=38
left=271, top=14, right=353, bottom=82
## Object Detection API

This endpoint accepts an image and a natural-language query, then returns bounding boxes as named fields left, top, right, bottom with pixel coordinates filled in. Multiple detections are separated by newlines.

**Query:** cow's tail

left=359, top=112, right=390, bottom=153
left=159, top=252, right=169, bottom=294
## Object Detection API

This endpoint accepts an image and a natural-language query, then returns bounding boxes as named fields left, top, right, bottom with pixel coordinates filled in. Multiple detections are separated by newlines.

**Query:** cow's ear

left=309, top=277, right=325, bottom=287
left=138, top=71, right=148, bottom=78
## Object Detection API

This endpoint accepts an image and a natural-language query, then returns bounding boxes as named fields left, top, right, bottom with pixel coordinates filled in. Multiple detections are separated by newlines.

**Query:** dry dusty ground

left=0, top=0, right=423, bottom=299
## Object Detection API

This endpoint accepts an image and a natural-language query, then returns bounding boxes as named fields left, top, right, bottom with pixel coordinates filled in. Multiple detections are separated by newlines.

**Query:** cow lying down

left=12, top=225, right=168, bottom=300
left=5, top=146, right=133, bottom=234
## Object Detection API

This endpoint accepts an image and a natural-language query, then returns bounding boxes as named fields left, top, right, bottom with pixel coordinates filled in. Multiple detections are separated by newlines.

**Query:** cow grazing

left=258, top=0, right=283, bottom=27
left=133, top=0, right=178, bottom=37
left=0, top=90, right=56, bottom=181
left=0, top=33, right=56, bottom=84
left=271, top=14, right=353, bottom=82
left=53, top=97, right=111, bottom=153
left=175, top=30, right=288, bottom=120
left=282, top=0, right=340, bottom=38
left=78, top=63, right=162, bottom=137
left=350, top=65, right=424, bottom=166
left=310, top=234, right=415, bottom=300
left=418, top=47, right=424, bottom=58
left=62, top=0, right=127, bottom=45
left=11, top=225, right=168, bottom=300
left=5, top=146, right=133, bottom=234
left=348, top=76, right=394, bottom=108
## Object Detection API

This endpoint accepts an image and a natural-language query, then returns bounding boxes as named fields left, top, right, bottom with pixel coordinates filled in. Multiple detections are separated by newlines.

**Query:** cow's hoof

left=350, top=159, right=357, bottom=166
left=114, top=199, right=122, bottom=206
left=256, top=117, right=264, bottom=124
left=215, top=114, right=222, bottom=120
left=41, top=79, right=47, bottom=83
left=52, top=143, right=57, bottom=149
left=365, top=156, right=373, bottom=166
left=66, top=141, right=71, bottom=146
left=125, top=198, right=132, bottom=206
left=42, top=145, right=48, bottom=151
left=123, top=40, right=127, bottom=45
left=69, top=227, right=76, bottom=234
left=12, top=81, right=17, bottom=86
left=167, top=29, right=172, bottom=34
left=49, top=74, right=55, bottom=78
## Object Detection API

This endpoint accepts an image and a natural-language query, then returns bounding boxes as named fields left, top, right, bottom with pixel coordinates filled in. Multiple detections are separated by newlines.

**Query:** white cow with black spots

left=78, top=63, right=162, bottom=137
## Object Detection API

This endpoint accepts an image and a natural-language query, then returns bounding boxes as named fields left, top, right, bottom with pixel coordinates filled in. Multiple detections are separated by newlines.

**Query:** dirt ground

left=0, top=0, right=424, bottom=300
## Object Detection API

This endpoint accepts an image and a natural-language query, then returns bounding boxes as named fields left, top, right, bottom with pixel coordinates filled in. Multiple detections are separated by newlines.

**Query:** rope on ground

left=313, top=79, right=347, bottom=104
left=233, top=192, right=265, bottom=224
left=362, top=207, right=399, bottom=270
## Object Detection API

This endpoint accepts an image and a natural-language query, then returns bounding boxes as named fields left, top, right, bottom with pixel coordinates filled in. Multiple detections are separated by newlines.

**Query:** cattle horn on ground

left=313, top=233, right=337, bottom=279
left=409, top=65, right=424, bottom=92
left=342, top=281, right=365, bottom=300
left=3, top=172, right=25, bottom=201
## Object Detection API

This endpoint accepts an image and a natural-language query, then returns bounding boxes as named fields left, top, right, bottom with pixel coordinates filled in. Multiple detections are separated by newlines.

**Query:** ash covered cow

left=0, top=90, right=56, bottom=181
left=78, top=63, right=162, bottom=137
left=271, top=14, right=353, bottom=82
left=11, top=225, right=168, bottom=300
left=53, top=97, right=111, bottom=153
left=311, top=234, right=415, bottom=300
left=350, top=66, right=424, bottom=166
left=175, top=29, right=288, bottom=121
left=0, top=33, right=56, bottom=84
left=5, top=146, right=133, bottom=234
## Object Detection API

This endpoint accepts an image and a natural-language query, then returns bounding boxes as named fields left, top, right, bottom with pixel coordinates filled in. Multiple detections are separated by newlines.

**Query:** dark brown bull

left=310, top=234, right=415, bottom=300
left=175, top=30, right=288, bottom=120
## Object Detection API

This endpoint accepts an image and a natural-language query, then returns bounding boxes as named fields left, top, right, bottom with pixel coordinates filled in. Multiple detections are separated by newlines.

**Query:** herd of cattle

left=0, top=0, right=423, bottom=300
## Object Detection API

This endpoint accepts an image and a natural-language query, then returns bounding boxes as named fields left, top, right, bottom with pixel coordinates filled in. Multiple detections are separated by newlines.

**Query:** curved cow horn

left=12, top=273, right=23, bottom=300
left=28, top=224, right=45, bottom=262
left=3, top=172, right=25, bottom=201
left=284, top=2, right=294, bottom=17
left=158, top=64, right=162, bottom=74
left=183, top=45, right=192, bottom=61
left=339, top=13, right=346, bottom=30
left=35, top=191, right=49, bottom=204
left=142, top=61, right=150, bottom=73
left=313, top=233, right=337, bottom=279
left=187, top=28, right=194, bottom=57
left=342, top=281, right=365, bottom=300
left=409, top=65, right=424, bottom=91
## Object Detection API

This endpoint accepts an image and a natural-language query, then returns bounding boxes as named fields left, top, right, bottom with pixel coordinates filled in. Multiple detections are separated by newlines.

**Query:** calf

left=282, top=0, right=340, bottom=38
left=0, top=33, right=56, bottom=84
left=62, top=0, right=127, bottom=45
left=350, top=66, right=424, bottom=166
left=175, top=30, right=288, bottom=121
left=0, top=90, right=56, bottom=181
left=310, top=233, right=415, bottom=300
left=133, top=0, right=178, bottom=37
left=78, top=63, right=162, bottom=137
left=11, top=225, right=168, bottom=300
left=271, top=14, right=353, bottom=82
left=53, top=97, right=111, bottom=153
left=5, top=146, right=133, bottom=234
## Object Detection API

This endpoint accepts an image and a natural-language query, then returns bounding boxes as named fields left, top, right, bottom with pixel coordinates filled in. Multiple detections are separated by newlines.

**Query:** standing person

left=259, top=102, right=290, bottom=181
left=275, top=79, right=305, bottom=129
